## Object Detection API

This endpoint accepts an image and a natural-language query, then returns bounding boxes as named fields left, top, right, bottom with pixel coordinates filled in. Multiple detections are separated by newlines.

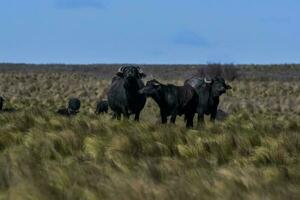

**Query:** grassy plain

left=0, top=64, right=300, bottom=200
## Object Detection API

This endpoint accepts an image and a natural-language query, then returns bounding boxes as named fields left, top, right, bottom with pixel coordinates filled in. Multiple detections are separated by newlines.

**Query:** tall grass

left=0, top=70, right=299, bottom=199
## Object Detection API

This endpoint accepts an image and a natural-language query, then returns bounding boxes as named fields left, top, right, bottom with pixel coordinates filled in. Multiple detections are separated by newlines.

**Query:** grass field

left=0, top=65, right=300, bottom=200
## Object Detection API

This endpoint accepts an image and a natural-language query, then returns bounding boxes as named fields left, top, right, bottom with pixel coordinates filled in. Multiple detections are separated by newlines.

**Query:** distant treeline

left=0, top=63, right=300, bottom=80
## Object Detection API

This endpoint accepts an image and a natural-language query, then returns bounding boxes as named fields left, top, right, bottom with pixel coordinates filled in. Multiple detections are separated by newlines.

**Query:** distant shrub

left=196, top=63, right=239, bottom=81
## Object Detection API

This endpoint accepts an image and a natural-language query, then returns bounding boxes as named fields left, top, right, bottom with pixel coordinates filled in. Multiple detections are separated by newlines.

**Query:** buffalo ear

left=140, top=73, right=146, bottom=78
left=225, top=84, right=232, bottom=90
left=116, top=72, right=123, bottom=77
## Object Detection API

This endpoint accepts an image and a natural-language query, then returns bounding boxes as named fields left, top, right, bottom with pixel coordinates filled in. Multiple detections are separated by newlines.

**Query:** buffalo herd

left=107, top=65, right=231, bottom=128
left=1, top=65, right=231, bottom=128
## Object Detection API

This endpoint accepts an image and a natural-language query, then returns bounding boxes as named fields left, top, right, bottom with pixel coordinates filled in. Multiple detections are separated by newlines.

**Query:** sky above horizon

left=0, top=0, right=299, bottom=64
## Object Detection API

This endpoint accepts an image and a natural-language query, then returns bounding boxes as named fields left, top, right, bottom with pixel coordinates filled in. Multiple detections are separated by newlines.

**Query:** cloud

left=55, top=0, right=104, bottom=9
left=171, top=30, right=210, bottom=47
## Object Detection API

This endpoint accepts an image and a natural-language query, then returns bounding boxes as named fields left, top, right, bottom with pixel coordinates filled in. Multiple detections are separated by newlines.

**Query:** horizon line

left=1, top=62, right=300, bottom=66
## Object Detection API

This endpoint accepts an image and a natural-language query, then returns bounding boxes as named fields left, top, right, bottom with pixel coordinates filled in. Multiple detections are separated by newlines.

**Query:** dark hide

left=57, top=98, right=81, bottom=117
left=68, top=98, right=81, bottom=112
left=184, top=76, right=231, bottom=125
left=107, top=66, right=146, bottom=121
left=139, top=79, right=198, bottom=128
left=95, top=100, right=109, bottom=114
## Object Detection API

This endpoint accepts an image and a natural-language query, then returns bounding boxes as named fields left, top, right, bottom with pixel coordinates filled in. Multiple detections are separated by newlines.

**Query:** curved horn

left=118, top=66, right=126, bottom=73
left=204, top=77, right=212, bottom=84
left=153, top=80, right=160, bottom=86
left=117, top=66, right=123, bottom=73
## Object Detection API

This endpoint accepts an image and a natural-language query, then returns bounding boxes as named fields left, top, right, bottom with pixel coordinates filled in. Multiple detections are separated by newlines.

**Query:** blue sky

left=0, top=0, right=299, bottom=64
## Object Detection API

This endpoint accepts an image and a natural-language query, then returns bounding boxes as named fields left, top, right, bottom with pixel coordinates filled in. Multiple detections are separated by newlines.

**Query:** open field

left=0, top=64, right=300, bottom=199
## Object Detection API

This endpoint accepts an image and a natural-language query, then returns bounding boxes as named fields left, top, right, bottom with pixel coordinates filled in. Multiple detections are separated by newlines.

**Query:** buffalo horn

left=204, top=77, right=212, bottom=84
left=118, top=66, right=126, bottom=73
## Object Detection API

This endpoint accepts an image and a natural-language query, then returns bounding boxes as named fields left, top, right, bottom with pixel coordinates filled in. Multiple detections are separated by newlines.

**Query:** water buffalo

left=107, top=66, right=146, bottom=121
left=95, top=100, right=109, bottom=114
left=184, top=76, right=231, bottom=124
left=139, top=79, right=198, bottom=128
left=57, top=98, right=81, bottom=116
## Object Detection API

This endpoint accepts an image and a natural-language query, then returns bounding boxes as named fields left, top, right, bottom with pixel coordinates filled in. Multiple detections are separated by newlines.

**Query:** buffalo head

left=211, top=76, right=232, bottom=97
left=184, top=77, right=213, bottom=90
left=116, top=66, right=146, bottom=79
left=138, top=79, right=161, bottom=96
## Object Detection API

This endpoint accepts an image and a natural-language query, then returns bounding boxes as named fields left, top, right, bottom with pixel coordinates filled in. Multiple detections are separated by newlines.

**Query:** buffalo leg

left=117, top=114, right=121, bottom=120
left=186, top=113, right=194, bottom=128
left=170, top=115, right=177, bottom=123
left=134, top=112, right=140, bottom=121
left=160, top=111, right=168, bottom=124
left=170, top=112, right=177, bottom=124
left=122, top=108, right=130, bottom=119
left=210, top=109, right=217, bottom=122
left=112, top=112, right=121, bottom=120
left=123, top=114, right=130, bottom=119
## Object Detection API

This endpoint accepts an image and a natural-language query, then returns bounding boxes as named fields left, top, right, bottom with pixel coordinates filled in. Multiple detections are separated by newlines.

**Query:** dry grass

left=0, top=69, right=300, bottom=200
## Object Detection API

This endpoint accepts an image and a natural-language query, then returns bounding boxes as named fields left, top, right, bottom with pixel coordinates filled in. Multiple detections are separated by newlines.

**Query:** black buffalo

left=184, top=76, right=231, bottom=124
left=57, top=98, right=81, bottom=117
left=139, top=79, right=198, bottom=128
left=107, top=66, right=146, bottom=121
left=95, top=100, right=109, bottom=114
